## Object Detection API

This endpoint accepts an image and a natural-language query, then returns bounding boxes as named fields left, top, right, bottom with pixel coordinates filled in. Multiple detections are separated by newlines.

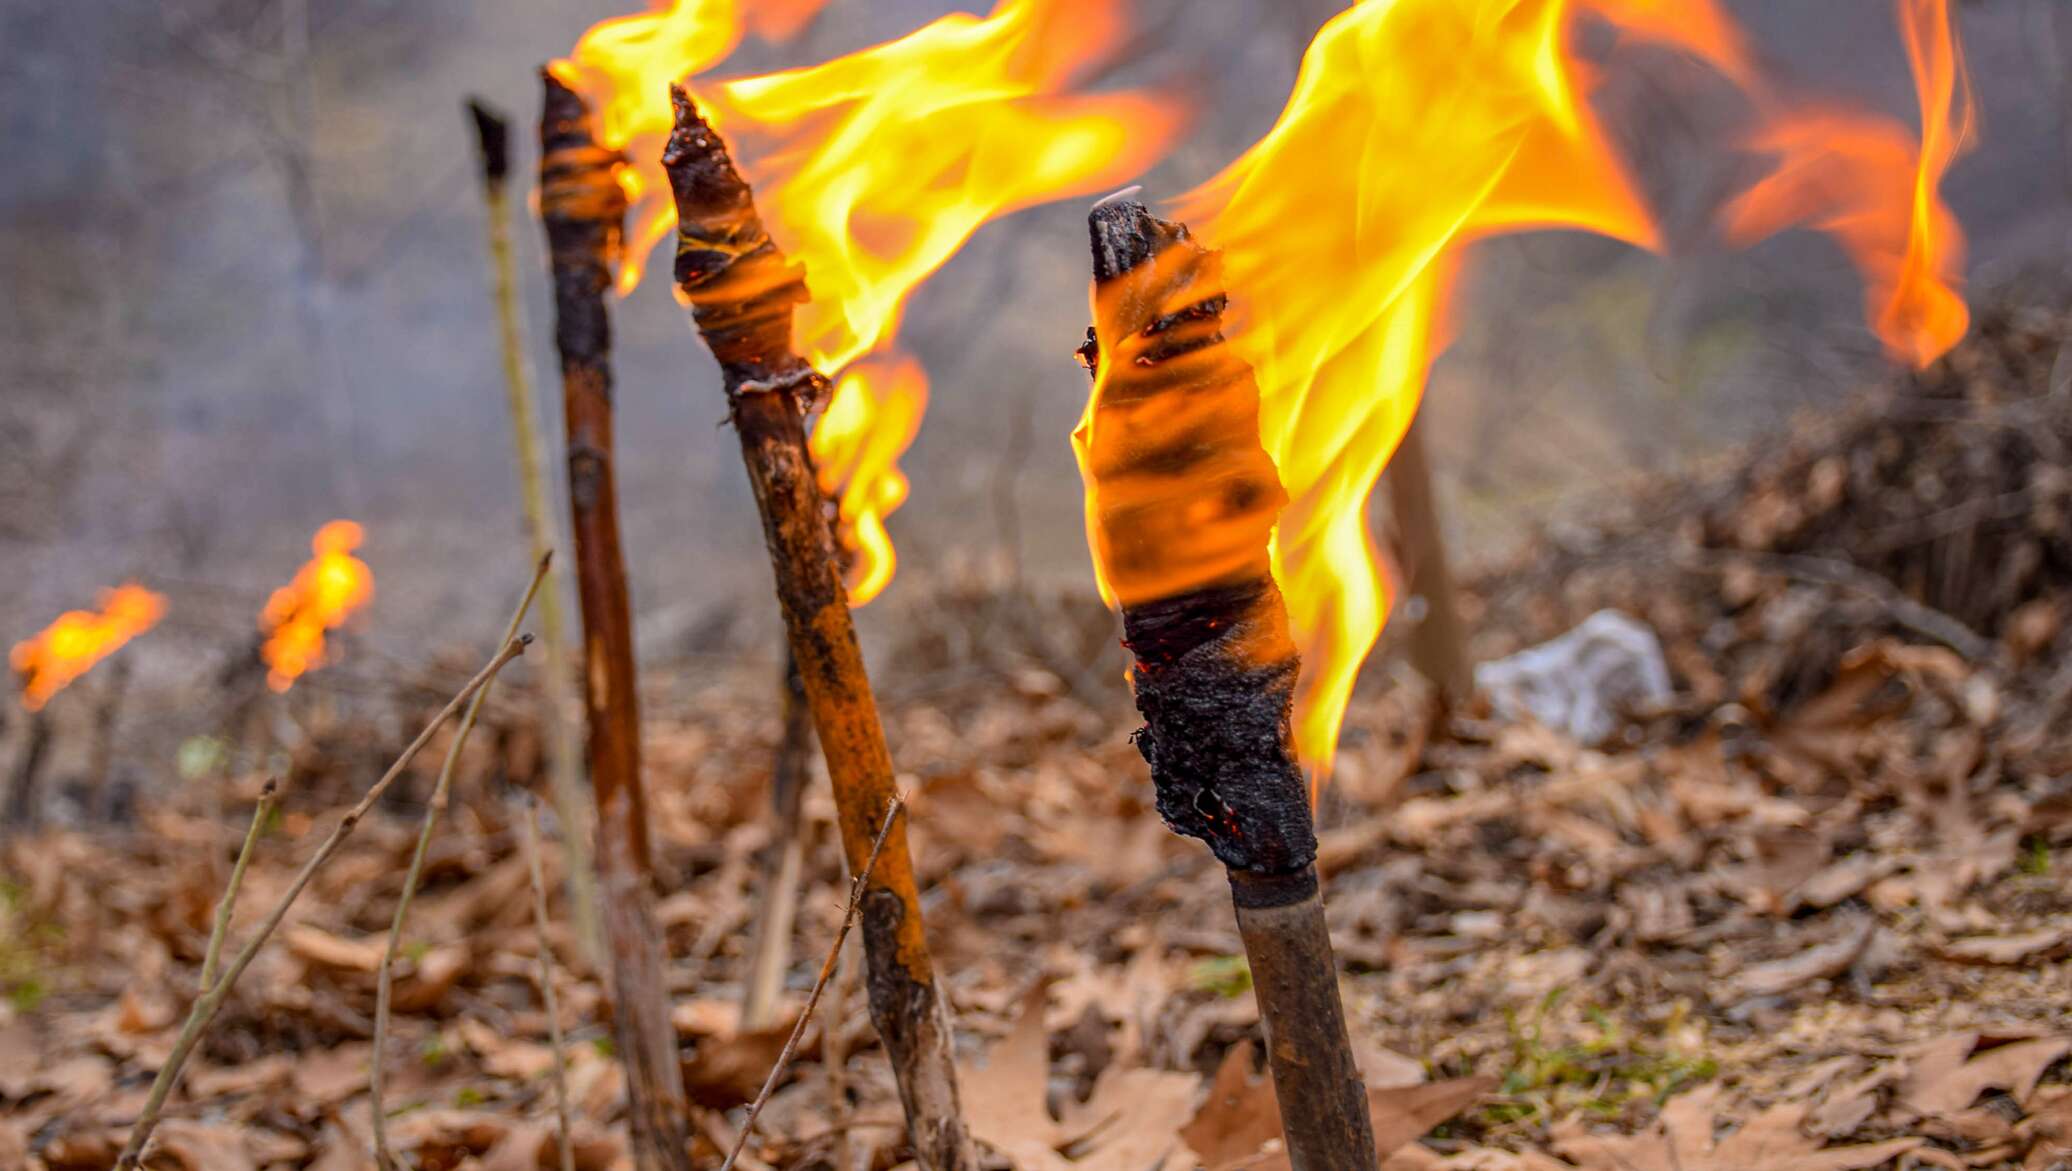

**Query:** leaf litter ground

left=5, top=304, right=2072, bottom=1170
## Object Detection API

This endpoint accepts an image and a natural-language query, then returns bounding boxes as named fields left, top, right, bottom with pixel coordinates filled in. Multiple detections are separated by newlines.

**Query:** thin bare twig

left=198, top=776, right=279, bottom=993
left=519, top=795, right=578, bottom=1171
left=115, top=632, right=532, bottom=1171
left=720, top=795, right=906, bottom=1171
left=372, top=553, right=551, bottom=1169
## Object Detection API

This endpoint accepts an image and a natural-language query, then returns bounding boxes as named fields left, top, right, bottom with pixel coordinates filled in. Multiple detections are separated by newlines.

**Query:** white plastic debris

left=1474, top=609, right=1672, bottom=745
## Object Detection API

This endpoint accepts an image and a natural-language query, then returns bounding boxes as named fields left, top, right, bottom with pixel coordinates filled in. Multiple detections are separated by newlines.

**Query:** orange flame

left=809, top=353, right=928, bottom=605
left=693, top=0, right=1181, bottom=600
left=694, top=0, right=1183, bottom=375
left=259, top=520, right=374, bottom=692
left=556, top=0, right=1179, bottom=599
left=10, top=585, right=166, bottom=711
left=1724, top=0, right=1972, bottom=366
left=552, top=0, right=832, bottom=294
left=1087, top=0, right=1971, bottom=781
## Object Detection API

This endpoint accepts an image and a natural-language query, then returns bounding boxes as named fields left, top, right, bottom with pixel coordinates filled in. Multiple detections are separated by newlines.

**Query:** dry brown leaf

left=458, top=1015, right=558, bottom=1082
left=1060, top=1065, right=1198, bottom=1171
left=1934, top=926, right=2072, bottom=966
left=2019, top=1088, right=2072, bottom=1171
left=1555, top=1086, right=1920, bottom=1171
left=1177, top=1043, right=1281, bottom=1170
left=0, top=1120, right=27, bottom=1171
left=149, top=1118, right=259, bottom=1171
left=284, top=923, right=386, bottom=973
left=959, top=985, right=1075, bottom=1171
left=391, top=942, right=470, bottom=1011
left=387, top=1108, right=512, bottom=1166
left=1728, top=914, right=1875, bottom=998
left=39, top=1126, right=123, bottom=1171
left=1788, top=854, right=1902, bottom=912
left=682, top=1020, right=794, bottom=1109
left=1899, top=1034, right=2072, bottom=1117
left=292, top=1042, right=372, bottom=1107
left=186, top=1054, right=295, bottom=1099
left=478, top=1119, right=553, bottom=1171
left=1808, top=1064, right=1900, bottom=1139
left=959, top=984, right=1200, bottom=1171
left=304, top=1119, right=376, bottom=1171
left=1178, top=1039, right=1493, bottom=1171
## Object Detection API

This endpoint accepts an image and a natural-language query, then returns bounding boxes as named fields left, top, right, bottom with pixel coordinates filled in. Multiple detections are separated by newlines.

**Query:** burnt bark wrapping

left=663, top=87, right=825, bottom=404
left=1123, top=582, right=1316, bottom=875
left=1082, top=198, right=1316, bottom=877
left=662, top=87, right=976, bottom=1171
left=538, top=70, right=693, bottom=1171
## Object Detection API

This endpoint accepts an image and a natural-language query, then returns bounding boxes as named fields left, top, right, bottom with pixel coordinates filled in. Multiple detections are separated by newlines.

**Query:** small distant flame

left=809, top=353, right=928, bottom=605
left=10, top=585, right=166, bottom=711
left=1089, top=0, right=1973, bottom=782
left=260, top=520, right=374, bottom=692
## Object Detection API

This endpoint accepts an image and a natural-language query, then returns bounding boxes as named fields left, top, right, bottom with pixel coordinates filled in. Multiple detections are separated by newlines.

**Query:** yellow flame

left=260, top=520, right=374, bottom=692
left=696, top=0, right=1183, bottom=375
left=10, top=584, right=166, bottom=711
left=694, top=0, right=1181, bottom=597
left=566, top=0, right=1178, bottom=601
left=552, top=0, right=831, bottom=294
left=1093, top=0, right=1971, bottom=782
left=809, top=353, right=928, bottom=605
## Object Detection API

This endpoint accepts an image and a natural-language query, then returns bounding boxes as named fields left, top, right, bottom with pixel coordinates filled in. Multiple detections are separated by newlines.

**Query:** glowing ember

left=809, top=353, right=927, bottom=605
left=1081, top=0, right=1972, bottom=782
left=564, top=0, right=1180, bottom=601
left=10, top=585, right=166, bottom=711
left=260, top=520, right=374, bottom=692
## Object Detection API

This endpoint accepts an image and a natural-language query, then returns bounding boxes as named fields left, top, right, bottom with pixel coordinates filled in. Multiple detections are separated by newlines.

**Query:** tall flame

left=260, top=520, right=374, bottom=692
left=11, top=585, right=166, bottom=712
left=695, top=0, right=1182, bottom=600
left=552, top=0, right=832, bottom=294
left=563, top=0, right=1181, bottom=601
left=694, top=0, right=1183, bottom=376
left=1106, top=0, right=1971, bottom=780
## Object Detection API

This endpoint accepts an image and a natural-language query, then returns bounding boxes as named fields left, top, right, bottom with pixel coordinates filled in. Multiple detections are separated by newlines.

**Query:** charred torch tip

left=1088, top=196, right=1186, bottom=284
left=260, top=777, right=279, bottom=797
left=465, top=97, right=511, bottom=185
